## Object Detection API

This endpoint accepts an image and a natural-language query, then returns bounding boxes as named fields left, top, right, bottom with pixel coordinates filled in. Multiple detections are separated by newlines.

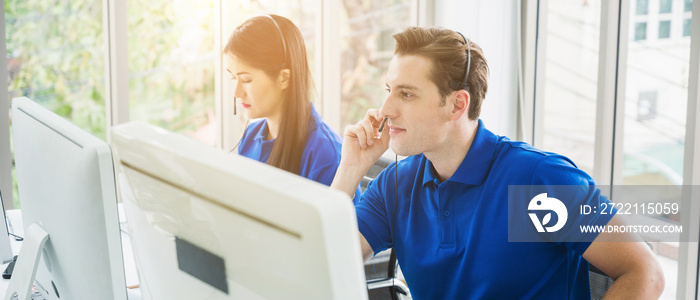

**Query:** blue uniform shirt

left=356, top=119, right=616, bottom=299
left=238, top=105, right=360, bottom=204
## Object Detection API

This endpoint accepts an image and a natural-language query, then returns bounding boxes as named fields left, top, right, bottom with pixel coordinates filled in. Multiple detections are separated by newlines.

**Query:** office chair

left=589, top=263, right=614, bottom=300
left=361, top=157, right=410, bottom=300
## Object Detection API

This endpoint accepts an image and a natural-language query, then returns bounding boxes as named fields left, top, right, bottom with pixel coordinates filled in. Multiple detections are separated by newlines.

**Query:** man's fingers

left=360, top=120, right=376, bottom=145
left=346, top=124, right=368, bottom=148
left=365, top=108, right=380, bottom=121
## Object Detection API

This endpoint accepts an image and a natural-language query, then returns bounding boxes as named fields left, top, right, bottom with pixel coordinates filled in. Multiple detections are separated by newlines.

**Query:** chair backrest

left=588, top=241, right=654, bottom=299
left=589, top=264, right=614, bottom=300
left=361, top=156, right=393, bottom=192
left=362, top=156, right=409, bottom=300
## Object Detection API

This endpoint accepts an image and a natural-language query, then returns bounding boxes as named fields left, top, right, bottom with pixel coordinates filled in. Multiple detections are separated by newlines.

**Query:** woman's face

left=225, top=54, right=286, bottom=121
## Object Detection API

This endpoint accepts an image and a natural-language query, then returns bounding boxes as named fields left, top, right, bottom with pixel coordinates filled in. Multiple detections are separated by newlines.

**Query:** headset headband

left=448, top=32, right=471, bottom=92
left=265, top=14, right=287, bottom=67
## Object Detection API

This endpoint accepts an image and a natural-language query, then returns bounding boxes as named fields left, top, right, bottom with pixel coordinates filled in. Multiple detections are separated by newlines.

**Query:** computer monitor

left=110, top=121, right=367, bottom=300
left=7, top=97, right=126, bottom=300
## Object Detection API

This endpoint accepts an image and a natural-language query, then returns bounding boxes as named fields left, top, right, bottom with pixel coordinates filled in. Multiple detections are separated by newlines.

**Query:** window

left=539, top=0, right=602, bottom=175
left=127, top=1, right=216, bottom=146
left=6, top=1, right=106, bottom=140
left=660, top=0, right=673, bottom=13
left=635, top=22, right=648, bottom=40
left=6, top=1, right=106, bottom=208
left=658, top=20, right=671, bottom=38
left=339, top=0, right=413, bottom=129
left=637, top=0, right=650, bottom=15
left=684, top=18, right=692, bottom=36
left=685, top=0, right=693, bottom=12
left=637, top=91, right=658, bottom=121
left=622, top=4, right=693, bottom=297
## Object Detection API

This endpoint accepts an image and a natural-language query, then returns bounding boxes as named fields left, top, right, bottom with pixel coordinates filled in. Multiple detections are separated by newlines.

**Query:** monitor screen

left=110, top=121, right=367, bottom=300
left=11, top=97, right=126, bottom=300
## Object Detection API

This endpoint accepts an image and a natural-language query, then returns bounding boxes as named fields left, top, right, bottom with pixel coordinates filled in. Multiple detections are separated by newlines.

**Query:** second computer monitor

left=111, top=121, right=367, bottom=300
left=11, top=97, right=126, bottom=300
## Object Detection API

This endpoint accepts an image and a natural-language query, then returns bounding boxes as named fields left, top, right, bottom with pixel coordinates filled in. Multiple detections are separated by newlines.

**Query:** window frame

left=525, top=0, right=700, bottom=297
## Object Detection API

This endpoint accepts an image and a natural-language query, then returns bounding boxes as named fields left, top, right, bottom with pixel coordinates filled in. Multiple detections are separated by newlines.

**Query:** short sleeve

left=530, top=155, right=617, bottom=256
left=355, top=164, right=396, bottom=255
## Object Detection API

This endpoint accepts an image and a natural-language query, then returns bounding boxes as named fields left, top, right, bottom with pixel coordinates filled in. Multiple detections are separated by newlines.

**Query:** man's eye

left=401, top=92, right=413, bottom=98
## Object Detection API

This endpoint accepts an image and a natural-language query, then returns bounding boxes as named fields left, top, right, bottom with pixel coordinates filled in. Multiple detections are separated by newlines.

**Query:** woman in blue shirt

left=223, top=14, right=359, bottom=203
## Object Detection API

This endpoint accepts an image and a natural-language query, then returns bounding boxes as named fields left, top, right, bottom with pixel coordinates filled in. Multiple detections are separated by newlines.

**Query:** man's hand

left=341, top=109, right=391, bottom=169
left=331, top=109, right=390, bottom=198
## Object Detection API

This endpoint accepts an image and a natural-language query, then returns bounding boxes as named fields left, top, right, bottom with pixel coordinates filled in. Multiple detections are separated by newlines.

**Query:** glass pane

left=686, top=0, right=694, bottom=12
left=637, top=0, right=650, bottom=15
left=623, top=7, right=692, bottom=299
left=659, top=20, right=671, bottom=38
left=6, top=1, right=106, bottom=139
left=684, top=18, right=692, bottom=36
left=660, top=0, right=673, bottom=13
left=6, top=1, right=106, bottom=208
left=127, top=1, right=216, bottom=145
left=540, top=0, right=601, bottom=175
left=635, top=22, right=648, bottom=41
left=339, top=0, right=413, bottom=129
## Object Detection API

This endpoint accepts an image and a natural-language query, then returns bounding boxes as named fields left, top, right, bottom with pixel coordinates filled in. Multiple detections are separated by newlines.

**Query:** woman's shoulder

left=245, top=118, right=267, bottom=133
left=305, top=119, right=342, bottom=155
left=240, top=118, right=267, bottom=140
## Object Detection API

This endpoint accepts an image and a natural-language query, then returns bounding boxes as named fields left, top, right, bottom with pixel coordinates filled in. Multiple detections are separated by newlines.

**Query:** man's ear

left=450, top=90, right=469, bottom=120
left=278, top=69, right=291, bottom=90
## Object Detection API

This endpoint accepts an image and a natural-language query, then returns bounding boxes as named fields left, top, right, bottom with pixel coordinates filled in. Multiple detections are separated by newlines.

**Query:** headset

left=265, top=14, right=288, bottom=67
left=233, top=14, right=288, bottom=116
left=385, top=31, right=472, bottom=267
left=234, top=14, right=287, bottom=116
left=230, top=15, right=288, bottom=153
left=448, top=32, right=472, bottom=92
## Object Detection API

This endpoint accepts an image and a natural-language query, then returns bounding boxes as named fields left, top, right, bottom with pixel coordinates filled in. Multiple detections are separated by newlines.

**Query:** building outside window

left=638, top=0, right=650, bottom=15
left=659, top=20, right=672, bottom=38
left=660, top=0, right=673, bottom=13
left=636, top=22, right=648, bottom=40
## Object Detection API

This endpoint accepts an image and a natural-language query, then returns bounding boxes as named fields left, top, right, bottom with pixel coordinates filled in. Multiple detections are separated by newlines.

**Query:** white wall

left=434, top=0, right=519, bottom=139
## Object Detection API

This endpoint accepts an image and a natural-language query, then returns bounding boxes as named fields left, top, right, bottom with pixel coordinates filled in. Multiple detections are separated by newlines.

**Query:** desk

left=0, top=207, right=143, bottom=300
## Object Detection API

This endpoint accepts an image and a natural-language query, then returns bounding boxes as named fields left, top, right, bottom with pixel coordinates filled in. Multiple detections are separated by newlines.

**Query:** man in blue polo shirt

left=331, top=26, right=664, bottom=299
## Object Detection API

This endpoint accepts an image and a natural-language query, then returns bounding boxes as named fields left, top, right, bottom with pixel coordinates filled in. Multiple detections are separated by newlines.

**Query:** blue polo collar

left=422, top=119, right=498, bottom=186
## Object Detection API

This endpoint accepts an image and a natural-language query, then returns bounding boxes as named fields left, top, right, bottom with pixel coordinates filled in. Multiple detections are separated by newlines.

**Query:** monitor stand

left=0, top=190, right=18, bottom=264
left=3, top=224, right=49, bottom=300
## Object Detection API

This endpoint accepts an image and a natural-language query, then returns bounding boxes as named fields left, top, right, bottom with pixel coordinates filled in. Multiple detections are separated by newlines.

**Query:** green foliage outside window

left=127, top=1, right=215, bottom=143
left=5, top=0, right=216, bottom=206
left=6, top=0, right=106, bottom=139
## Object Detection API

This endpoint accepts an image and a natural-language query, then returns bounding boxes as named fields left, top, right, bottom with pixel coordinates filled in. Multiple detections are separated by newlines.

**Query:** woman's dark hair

left=223, top=14, right=312, bottom=175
